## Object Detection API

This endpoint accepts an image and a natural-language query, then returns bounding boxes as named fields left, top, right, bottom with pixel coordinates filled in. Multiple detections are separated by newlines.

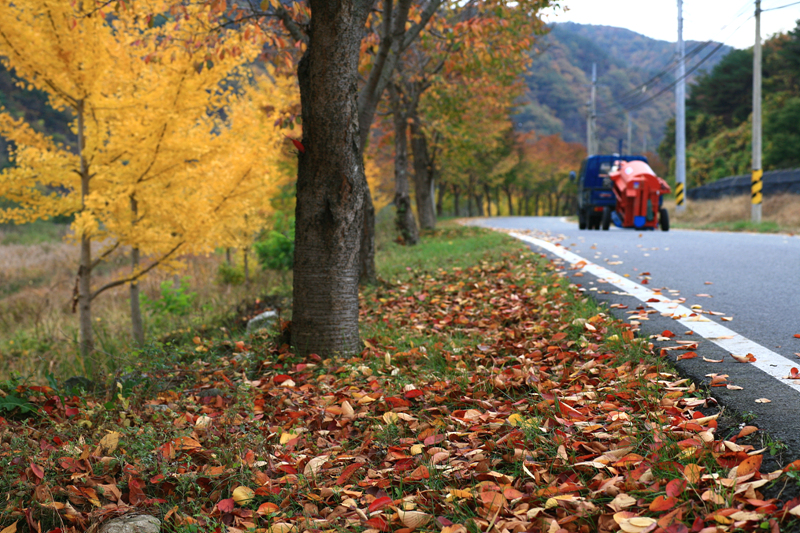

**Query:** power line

left=763, top=0, right=800, bottom=11
left=613, top=0, right=753, bottom=106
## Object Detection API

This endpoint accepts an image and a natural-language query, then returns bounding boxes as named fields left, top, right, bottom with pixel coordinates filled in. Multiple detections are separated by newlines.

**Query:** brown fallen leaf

left=731, top=353, right=757, bottom=363
left=755, top=398, right=772, bottom=403
left=703, top=357, right=723, bottom=363
left=726, top=385, right=743, bottom=390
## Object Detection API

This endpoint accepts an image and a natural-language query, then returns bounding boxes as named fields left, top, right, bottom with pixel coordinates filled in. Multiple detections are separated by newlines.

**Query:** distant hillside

left=0, top=63, right=75, bottom=169
left=515, top=22, right=733, bottom=154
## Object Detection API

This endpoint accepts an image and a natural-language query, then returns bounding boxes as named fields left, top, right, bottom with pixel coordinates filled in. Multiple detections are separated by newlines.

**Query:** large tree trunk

left=389, top=84, right=418, bottom=245
left=435, top=176, right=444, bottom=217
left=76, top=101, right=93, bottom=358
left=467, top=193, right=473, bottom=217
left=483, top=184, right=492, bottom=217
left=452, top=186, right=460, bottom=217
left=293, top=0, right=371, bottom=357
left=359, top=198, right=376, bottom=284
left=410, top=115, right=436, bottom=230
left=475, top=193, right=484, bottom=217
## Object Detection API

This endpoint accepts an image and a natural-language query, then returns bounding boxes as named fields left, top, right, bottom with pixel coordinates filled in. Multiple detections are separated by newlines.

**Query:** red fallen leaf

left=278, top=464, right=297, bottom=475
left=128, top=477, right=146, bottom=506
left=65, top=407, right=79, bottom=417
left=234, top=341, right=246, bottom=352
left=404, top=389, right=424, bottom=399
left=650, top=495, right=678, bottom=511
left=734, top=426, right=759, bottom=440
left=641, top=278, right=649, bottom=284
left=787, top=367, right=800, bottom=379
left=30, top=462, right=44, bottom=480
left=423, top=434, right=445, bottom=446
left=216, top=498, right=235, bottom=513
left=335, top=462, right=365, bottom=485
left=794, top=334, right=800, bottom=338
left=551, top=332, right=567, bottom=342
left=364, top=517, right=389, bottom=531
left=664, top=524, right=689, bottom=533
left=150, top=474, right=165, bottom=484
left=256, top=502, right=280, bottom=515
left=284, top=135, right=305, bottom=153
left=677, top=351, right=698, bottom=360
left=385, top=396, right=410, bottom=408
left=647, top=297, right=661, bottom=302
left=368, top=496, right=393, bottom=513
left=661, top=330, right=676, bottom=338
left=273, top=374, right=293, bottom=384
left=46, top=529, right=63, bottom=533
left=405, top=465, right=430, bottom=481
left=666, top=478, right=687, bottom=497
left=731, top=353, right=757, bottom=363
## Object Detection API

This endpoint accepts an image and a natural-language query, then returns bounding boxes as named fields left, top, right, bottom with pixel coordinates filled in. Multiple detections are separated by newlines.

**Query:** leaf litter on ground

left=1, top=248, right=800, bottom=533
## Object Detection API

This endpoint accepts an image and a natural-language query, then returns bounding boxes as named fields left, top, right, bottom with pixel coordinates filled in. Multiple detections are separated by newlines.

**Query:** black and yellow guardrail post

left=751, top=168, right=763, bottom=218
left=675, top=182, right=685, bottom=210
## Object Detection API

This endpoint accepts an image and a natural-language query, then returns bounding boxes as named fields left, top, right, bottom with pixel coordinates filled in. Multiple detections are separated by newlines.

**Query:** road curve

left=473, top=216, right=800, bottom=462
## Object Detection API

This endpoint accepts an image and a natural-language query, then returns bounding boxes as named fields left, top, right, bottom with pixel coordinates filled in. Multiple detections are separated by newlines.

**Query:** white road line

left=510, top=232, right=800, bottom=393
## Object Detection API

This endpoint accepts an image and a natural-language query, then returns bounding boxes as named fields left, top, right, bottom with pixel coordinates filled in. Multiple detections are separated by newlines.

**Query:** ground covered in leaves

left=2, top=230, right=800, bottom=533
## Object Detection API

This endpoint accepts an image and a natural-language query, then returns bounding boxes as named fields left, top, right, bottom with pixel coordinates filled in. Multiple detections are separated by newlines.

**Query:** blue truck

left=571, top=154, right=649, bottom=230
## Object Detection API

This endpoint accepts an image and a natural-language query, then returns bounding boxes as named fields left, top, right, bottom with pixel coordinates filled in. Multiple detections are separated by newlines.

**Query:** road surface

left=474, top=216, right=800, bottom=462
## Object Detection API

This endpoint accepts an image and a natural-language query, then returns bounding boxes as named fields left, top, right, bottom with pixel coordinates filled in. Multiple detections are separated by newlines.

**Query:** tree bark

left=475, top=193, right=484, bottom=217
left=467, top=193, right=473, bottom=217
left=452, top=186, right=460, bottom=217
left=129, top=196, right=144, bottom=346
left=410, top=114, right=436, bottom=230
left=292, top=0, right=371, bottom=357
left=243, top=247, right=250, bottom=284
left=483, top=184, right=492, bottom=217
left=76, top=101, right=93, bottom=358
left=389, top=84, right=419, bottom=245
left=359, top=198, right=376, bottom=284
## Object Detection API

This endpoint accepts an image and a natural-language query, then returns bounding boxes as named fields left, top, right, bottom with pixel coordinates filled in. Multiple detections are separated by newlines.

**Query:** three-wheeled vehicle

left=606, top=160, right=671, bottom=231
left=571, top=154, right=649, bottom=230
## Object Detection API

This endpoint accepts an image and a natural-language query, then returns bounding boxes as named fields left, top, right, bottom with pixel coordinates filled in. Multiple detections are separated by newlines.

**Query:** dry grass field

left=0, top=226, right=286, bottom=383
left=665, top=192, right=800, bottom=233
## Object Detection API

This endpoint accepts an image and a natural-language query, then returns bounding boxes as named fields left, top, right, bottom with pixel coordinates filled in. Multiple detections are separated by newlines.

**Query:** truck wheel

left=601, top=207, right=611, bottom=230
left=660, top=208, right=669, bottom=231
left=590, top=215, right=600, bottom=230
left=578, top=208, right=587, bottom=230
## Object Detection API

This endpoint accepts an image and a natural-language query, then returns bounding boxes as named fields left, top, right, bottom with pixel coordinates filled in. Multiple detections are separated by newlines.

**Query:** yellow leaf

left=280, top=432, right=298, bottom=444
left=382, top=412, right=399, bottom=424
left=507, top=413, right=525, bottom=427
left=99, top=431, right=120, bottom=453
left=0, top=522, right=18, bottom=533
left=232, top=486, right=255, bottom=505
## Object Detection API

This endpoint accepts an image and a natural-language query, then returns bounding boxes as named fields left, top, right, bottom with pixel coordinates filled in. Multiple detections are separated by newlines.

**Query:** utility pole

left=752, top=0, right=763, bottom=222
left=627, top=112, right=632, bottom=155
left=675, top=0, right=687, bottom=213
left=587, top=63, right=597, bottom=156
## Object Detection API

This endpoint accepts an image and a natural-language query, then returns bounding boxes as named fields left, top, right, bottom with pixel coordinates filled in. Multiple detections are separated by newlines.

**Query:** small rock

left=247, top=309, right=278, bottom=333
left=99, top=514, right=161, bottom=533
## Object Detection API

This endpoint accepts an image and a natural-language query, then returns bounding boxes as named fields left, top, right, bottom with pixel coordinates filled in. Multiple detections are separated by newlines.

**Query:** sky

left=541, top=0, right=800, bottom=49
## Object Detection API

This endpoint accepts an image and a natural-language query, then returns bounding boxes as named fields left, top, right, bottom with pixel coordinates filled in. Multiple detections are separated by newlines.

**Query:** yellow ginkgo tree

left=0, top=0, right=298, bottom=357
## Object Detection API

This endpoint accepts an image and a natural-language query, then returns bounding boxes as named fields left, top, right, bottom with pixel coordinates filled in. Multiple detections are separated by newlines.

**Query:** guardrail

left=687, top=168, right=800, bottom=200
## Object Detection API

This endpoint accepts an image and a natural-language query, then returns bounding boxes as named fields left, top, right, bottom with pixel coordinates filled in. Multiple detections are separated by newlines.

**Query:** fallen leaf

left=786, top=367, right=800, bottom=379
left=99, top=431, right=121, bottom=453
left=649, top=495, right=677, bottom=512
left=755, top=398, right=772, bottom=403
left=684, top=464, right=703, bottom=484
left=217, top=498, right=235, bottom=513
left=726, top=385, right=744, bottom=390
left=396, top=510, right=431, bottom=528
left=731, top=353, right=756, bottom=363
left=232, top=486, right=255, bottom=505
left=0, top=522, right=17, bottom=533
left=677, top=351, right=698, bottom=360
left=703, top=357, right=723, bottom=363
left=303, top=455, right=329, bottom=477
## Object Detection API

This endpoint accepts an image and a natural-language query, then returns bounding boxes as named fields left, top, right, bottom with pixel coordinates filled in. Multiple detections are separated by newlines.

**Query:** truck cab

left=574, top=154, right=648, bottom=230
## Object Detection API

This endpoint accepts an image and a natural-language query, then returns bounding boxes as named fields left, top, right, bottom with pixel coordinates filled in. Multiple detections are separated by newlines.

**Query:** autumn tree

left=0, top=1, right=296, bottom=356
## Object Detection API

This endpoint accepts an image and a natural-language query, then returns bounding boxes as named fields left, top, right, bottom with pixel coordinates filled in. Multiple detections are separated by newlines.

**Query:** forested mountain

left=0, top=63, right=75, bottom=169
left=659, top=22, right=800, bottom=186
left=515, top=22, right=732, bottom=155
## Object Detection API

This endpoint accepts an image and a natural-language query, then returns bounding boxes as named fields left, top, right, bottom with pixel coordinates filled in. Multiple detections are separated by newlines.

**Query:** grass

left=665, top=193, right=800, bottom=234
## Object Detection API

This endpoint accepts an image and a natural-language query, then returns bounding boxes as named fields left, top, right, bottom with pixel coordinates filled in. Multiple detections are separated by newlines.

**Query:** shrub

left=217, top=262, right=245, bottom=285
left=142, top=277, right=197, bottom=317
left=254, top=216, right=294, bottom=271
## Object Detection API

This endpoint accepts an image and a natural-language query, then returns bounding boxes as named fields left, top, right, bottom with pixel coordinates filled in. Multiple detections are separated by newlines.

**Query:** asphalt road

left=473, top=216, right=800, bottom=462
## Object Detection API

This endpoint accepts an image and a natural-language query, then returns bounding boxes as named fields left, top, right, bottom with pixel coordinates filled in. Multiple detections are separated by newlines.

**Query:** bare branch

left=90, top=242, right=184, bottom=301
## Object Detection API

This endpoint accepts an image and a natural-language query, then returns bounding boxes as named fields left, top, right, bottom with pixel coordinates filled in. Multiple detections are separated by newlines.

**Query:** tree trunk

left=475, top=194, right=484, bottom=217
left=359, top=196, right=376, bottom=285
left=129, top=196, right=144, bottom=346
left=76, top=101, right=93, bottom=359
left=435, top=176, right=444, bottom=217
left=389, top=84, right=418, bottom=245
left=483, top=184, right=491, bottom=217
left=293, top=0, right=371, bottom=357
left=467, top=193, right=473, bottom=217
left=453, top=187, right=460, bottom=217
left=243, top=247, right=250, bottom=284
left=410, top=114, right=436, bottom=230
left=506, top=187, right=514, bottom=216
left=226, top=247, right=232, bottom=265
left=533, top=193, right=540, bottom=216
